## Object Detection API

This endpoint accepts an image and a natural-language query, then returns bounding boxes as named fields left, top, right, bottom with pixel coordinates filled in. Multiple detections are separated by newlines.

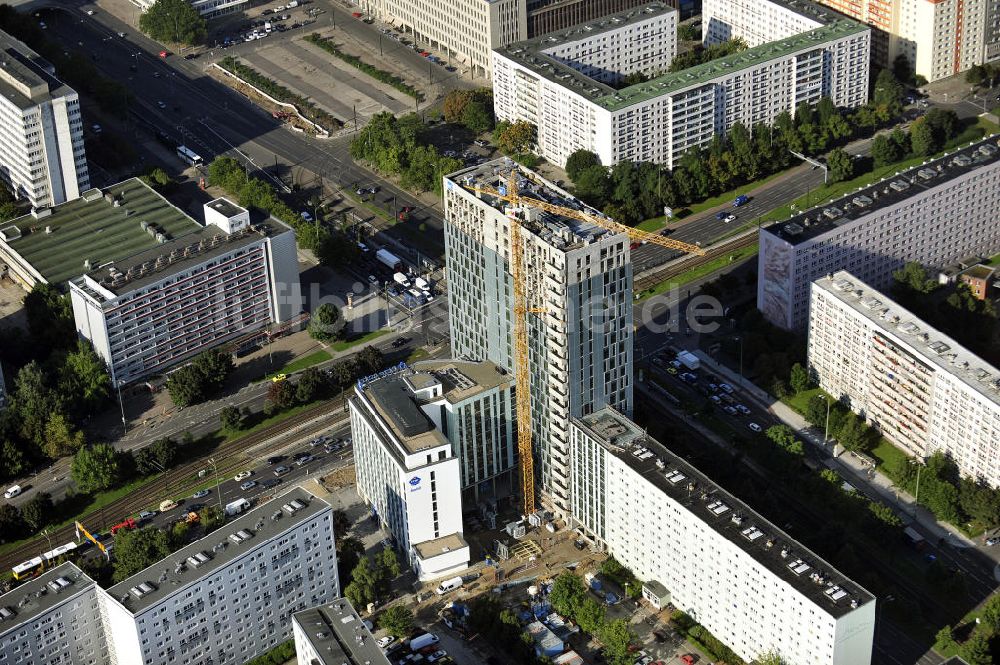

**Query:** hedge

left=306, top=34, right=424, bottom=101
left=242, top=640, right=295, bottom=665
left=218, top=56, right=341, bottom=132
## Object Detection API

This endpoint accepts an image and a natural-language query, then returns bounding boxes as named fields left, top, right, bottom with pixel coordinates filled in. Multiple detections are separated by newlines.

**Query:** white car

left=719, top=383, right=735, bottom=394
left=426, top=651, right=448, bottom=663
left=157, top=101, right=166, bottom=109
left=376, top=636, right=395, bottom=649
left=723, top=214, right=736, bottom=223
left=748, top=422, right=763, bottom=433
left=240, top=480, right=257, bottom=491
left=234, top=470, right=254, bottom=482
left=709, top=395, right=721, bottom=404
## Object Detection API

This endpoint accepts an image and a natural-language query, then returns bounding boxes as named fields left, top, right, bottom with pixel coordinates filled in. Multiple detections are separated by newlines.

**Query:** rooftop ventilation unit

left=282, top=499, right=308, bottom=515
left=889, top=180, right=910, bottom=192
left=228, top=529, right=254, bottom=545
left=129, top=582, right=157, bottom=598
left=784, top=222, right=803, bottom=235
left=46, top=577, right=71, bottom=593
left=186, top=552, right=212, bottom=568
left=788, top=558, right=811, bottom=576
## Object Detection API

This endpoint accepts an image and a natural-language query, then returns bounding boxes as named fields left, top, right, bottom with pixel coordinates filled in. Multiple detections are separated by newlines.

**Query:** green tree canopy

left=378, top=605, right=414, bottom=637
left=71, top=443, right=122, bottom=493
left=826, top=148, right=854, bottom=184
left=549, top=571, right=588, bottom=617
left=789, top=362, right=811, bottom=393
left=565, top=150, right=603, bottom=182
left=19, top=492, right=52, bottom=531
left=494, top=120, right=536, bottom=156
left=58, top=340, right=111, bottom=417
left=23, top=283, right=75, bottom=352
left=43, top=413, right=86, bottom=458
left=309, top=303, right=343, bottom=343
left=138, top=0, right=207, bottom=45
left=266, top=379, right=297, bottom=412
left=113, top=527, right=171, bottom=582
left=296, top=367, right=328, bottom=404
left=219, top=405, right=243, bottom=432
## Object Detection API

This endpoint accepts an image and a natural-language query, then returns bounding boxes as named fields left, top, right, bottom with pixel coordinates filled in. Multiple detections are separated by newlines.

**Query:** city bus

left=11, top=541, right=79, bottom=580
left=176, top=145, right=203, bottom=166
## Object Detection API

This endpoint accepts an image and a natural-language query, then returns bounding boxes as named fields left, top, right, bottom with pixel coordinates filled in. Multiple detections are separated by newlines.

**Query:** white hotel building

left=349, top=361, right=514, bottom=580
left=758, top=136, right=1000, bottom=331
left=570, top=408, right=876, bottom=665
left=492, top=0, right=869, bottom=168
left=0, top=30, right=89, bottom=210
left=0, top=178, right=301, bottom=385
left=0, top=563, right=107, bottom=665
left=809, top=272, right=1000, bottom=487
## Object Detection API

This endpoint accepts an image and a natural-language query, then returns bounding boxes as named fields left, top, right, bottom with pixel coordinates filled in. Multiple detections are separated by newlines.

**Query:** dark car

left=266, top=456, right=284, bottom=465
left=295, top=455, right=315, bottom=466
left=292, top=451, right=309, bottom=461
left=260, top=478, right=282, bottom=489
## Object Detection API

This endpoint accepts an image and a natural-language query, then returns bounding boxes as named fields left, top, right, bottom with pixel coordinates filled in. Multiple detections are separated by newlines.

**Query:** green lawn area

left=223, top=400, right=329, bottom=442
left=331, top=328, right=391, bottom=352
left=636, top=242, right=758, bottom=301
left=781, top=387, right=826, bottom=415
left=636, top=217, right=667, bottom=233
left=406, top=348, right=430, bottom=363
left=870, top=437, right=910, bottom=472
left=986, top=252, right=1000, bottom=267
left=279, top=350, right=331, bottom=374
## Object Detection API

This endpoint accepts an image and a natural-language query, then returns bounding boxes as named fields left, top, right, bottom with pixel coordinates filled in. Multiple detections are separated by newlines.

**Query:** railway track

left=634, top=231, right=759, bottom=293
left=1, top=397, right=348, bottom=574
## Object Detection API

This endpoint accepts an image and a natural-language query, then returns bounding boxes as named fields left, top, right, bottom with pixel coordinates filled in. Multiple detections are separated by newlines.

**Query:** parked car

left=735, top=404, right=751, bottom=415
left=273, top=466, right=291, bottom=476
left=723, top=405, right=738, bottom=416
left=376, top=636, right=395, bottom=649
left=748, top=422, right=763, bottom=433
left=192, top=489, right=211, bottom=499
left=986, top=537, right=999, bottom=546
left=138, top=510, right=157, bottom=520
left=234, top=470, right=253, bottom=482
left=240, top=480, right=257, bottom=491
left=719, top=382, right=735, bottom=394
left=709, top=395, right=721, bottom=404
left=427, top=651, right=448, bottom=663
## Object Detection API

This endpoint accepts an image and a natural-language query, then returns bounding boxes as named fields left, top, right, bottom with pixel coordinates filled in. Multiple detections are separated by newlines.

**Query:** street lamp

left=910, top=459, right=924, bottom=516
left=733, top=336, right=744, bottom=387
left=208, top=458, right=224, bottom=516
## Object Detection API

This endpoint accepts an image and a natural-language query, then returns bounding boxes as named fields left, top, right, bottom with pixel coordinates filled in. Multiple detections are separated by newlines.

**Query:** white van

left=225, top=498, right=251, bottom=517
left=4, top=485, right=22, bottom=499
left=435, top=576, right=463, bottom=595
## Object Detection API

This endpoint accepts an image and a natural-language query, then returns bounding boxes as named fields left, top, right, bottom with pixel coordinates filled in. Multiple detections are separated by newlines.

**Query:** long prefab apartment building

left=758, top=135, right=1000, bottom=330
left=571, top=408, right=876, bottom=665
left=0, top=179, right=301, bottom=384
left=492, top=0, right=870, bottom=168
left=809, top=272, right=1000, bottom=487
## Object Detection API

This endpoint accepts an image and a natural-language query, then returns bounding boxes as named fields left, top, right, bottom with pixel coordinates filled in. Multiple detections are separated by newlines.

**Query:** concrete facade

left=809, top=272, right=1000, bottom=487
left=444, top=159, right=633, bottom=517
left=492, top=1, right=869, bottom=168
left=570, top=408, right=876, bottom=665
left=758, top=136, right=1000, bottom=330
left=0, top=30, right=89, bottom=210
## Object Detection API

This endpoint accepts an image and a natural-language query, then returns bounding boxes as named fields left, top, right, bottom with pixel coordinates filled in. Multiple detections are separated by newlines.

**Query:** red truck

left=110, top=517, right=137, bottom=535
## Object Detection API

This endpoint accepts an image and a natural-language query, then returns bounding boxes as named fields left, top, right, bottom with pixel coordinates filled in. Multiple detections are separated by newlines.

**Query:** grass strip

left=636, top=242, right=758, bottom=301
left=306, top=34, right=423, bottom=101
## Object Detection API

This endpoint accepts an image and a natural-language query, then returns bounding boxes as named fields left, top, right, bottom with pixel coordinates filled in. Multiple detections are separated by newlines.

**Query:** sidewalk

left=692, top=352, right=977, bottom=548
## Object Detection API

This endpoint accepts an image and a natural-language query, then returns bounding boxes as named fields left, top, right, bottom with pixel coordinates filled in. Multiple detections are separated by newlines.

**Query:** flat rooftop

left=961, top=264, right=995, bottom=280
left=575, top=408, right=875, bottom=618
left=411, top=359, right=512, bottom=403
left=496, top=1, right=866, bottom=112
left=412, top=532, right=469, bottom=560
left=816, top=271, right=1000, bottom=407
left=363, top=372, right=450, bottom=455
left=446, top=159, right=620, bottom=250
left=0, top=29, right=73, bottom=109
left=0, top=563, right=95, bottom=633
left=766, top=135, right=1000, bottom=246
left=0, top=179, right=198, bottom=286
left=205, top=197, right=245, bottom=219
left=106, top=486, right=329, bottom=615
left=293, top=599, right=390, bottom=665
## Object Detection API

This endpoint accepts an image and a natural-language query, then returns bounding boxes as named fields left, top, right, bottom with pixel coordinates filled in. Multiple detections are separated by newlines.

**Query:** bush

left=243, top=640, right=296, bottom=665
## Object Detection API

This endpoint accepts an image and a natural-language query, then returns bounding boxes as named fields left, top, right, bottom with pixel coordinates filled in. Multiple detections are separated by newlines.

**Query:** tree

left=826, top=148, right=854, bottom=184
left=59, top=341, right=110, bottom=417
left=113, top=527, right=171, bottom=582
left=576, top=598, right=606, bottom=635
left=379, top=605, right=414, bottom=637
left=23, top=283, right=75, bottom=352
left=144, top=166, right=173, bottom=189
left=296, top=367, right=327, bottom=404
left=495, top=120, right=535, bottom=156
left=960, top=629, right=992, bottom=665
left=789, top=363, right=811, bottom=393
left=550, top=572, right=588, bottom=616
left=11, top=361, right=63, bottom=449
left=805, top=395, right=831, bottom=428
left=870, top=134, right=901, bottom=168
left=867, top=501, right=902, bottom=528
left=309, top=303, right=344, bottom=342
left=565, top=150, right=603, bottom=182
left=200, top=505, right=224, bottom=533
left=934, top=625, right=956, bottom=652
left=42, top=413, right=85, bottom=458
left=966, top=64, right=987, bottom=87
left=979, top=593, right=1000, bottom=633
left=166, top=364, right=206, bottom=408
left=266, top=379, right=297, bottom=412
left=138, top=0, right=207, bottom=45
left=835, top=411, right=873, bottom=453
left=766, top=425, right=797, bottom=449
left=220, top=405, right=243, bottom=432
left=377, top=546, right=402, bottom=579
left=192, top=348, right=233, bottom=394
left=461, top=99, right=494, bottom=134
left=357, top=346, right=384, bottom=375
left=337, top=536, right=365, bottom=582
left=332, top=509, right=351, bottom=536
left=752, top=651, right=789, bottom=665
left=71, top=443, right=122, bottom=493
left=598, top=618, right=635, bottom=665
left=892, top=54, right=914, bottom=85
left=0, top=440, right=26, bottom=482
left=442, top=89, right=471, bottom=123
left=574, top=165, right=612, bottom=207
left=909, top=120, right=937, bottom=157
left=0, top=504, right=25, bottom=543
left=893, top=262, right=938, bottom=295
left=344, top=557, right=382, bottom=608
left=19, top=492, right=52, bottom=531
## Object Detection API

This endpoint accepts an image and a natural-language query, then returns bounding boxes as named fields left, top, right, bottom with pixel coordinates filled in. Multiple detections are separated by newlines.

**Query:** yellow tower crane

left=466, top=169, right=705, bottom=517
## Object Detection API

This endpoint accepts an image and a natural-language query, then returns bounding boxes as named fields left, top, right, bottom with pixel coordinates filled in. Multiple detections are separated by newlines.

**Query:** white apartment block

left=129, top=0, right=247, bottom=18
left=0, top=563, right=108, bottom=665
left=292, top=599, right=392, bottom=665
left=809, top=272, right=1000, bottom=487
left=366, top=0, right=527, bottom=78
left=350, top=361, right=484, bottom=580
left=815, top=0, right=1000, bottom=81
left=0, top=30, right=89, bottom=210
left=444, top=159, right=633, bottom=517
left=758, top=135, right=1000, bottom=330
left=570, top=409, right=876, bottom=665
left=492, top=1, right=869, bottom=168
left=70, top=195, right=299, bottom=385
left=100, top=486, right=339, bottom=665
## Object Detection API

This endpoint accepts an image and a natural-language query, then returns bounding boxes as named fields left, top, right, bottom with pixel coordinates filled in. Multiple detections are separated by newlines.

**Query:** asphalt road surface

left=39, top=6, right=446, bottom=238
